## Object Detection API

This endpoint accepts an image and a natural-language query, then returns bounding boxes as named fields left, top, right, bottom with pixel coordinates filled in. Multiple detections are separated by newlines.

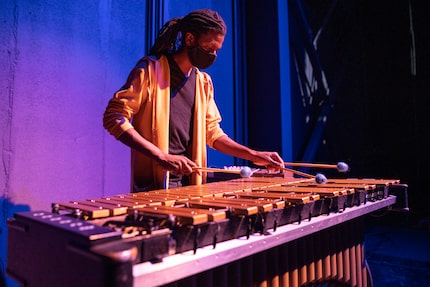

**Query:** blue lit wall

left=1, top=1, right=147, bottom=285
left=1, top=1, right=293, bottom=285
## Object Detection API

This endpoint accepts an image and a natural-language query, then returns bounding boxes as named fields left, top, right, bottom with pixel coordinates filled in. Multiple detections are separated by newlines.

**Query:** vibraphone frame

left=133, top=196, right=396, bottom=287
left=6, top=176, right=403, bottom=287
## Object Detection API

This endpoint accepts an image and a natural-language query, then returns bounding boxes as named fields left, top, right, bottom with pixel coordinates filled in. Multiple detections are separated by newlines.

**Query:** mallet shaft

left=192, top=167, right=242, bottom=174
left=281, top=166, right=315, bottom=178
left=284, top=162, right=337, bottom=169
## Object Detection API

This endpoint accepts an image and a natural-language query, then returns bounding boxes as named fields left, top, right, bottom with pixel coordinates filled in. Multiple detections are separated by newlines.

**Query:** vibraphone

left=6, top=175, right=406, bottom=287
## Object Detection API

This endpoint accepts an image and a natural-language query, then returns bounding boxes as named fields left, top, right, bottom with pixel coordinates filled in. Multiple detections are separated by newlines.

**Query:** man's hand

left=158, top=153, right=198, bottom=176
left=251, top=151, right=284, bottom=170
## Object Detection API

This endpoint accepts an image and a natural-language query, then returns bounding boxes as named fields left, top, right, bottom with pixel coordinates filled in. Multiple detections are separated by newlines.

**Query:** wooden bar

left=186, top=198, right=259, bottom=216
left=54, top=201, right=112, bottom=219
left=204, top=197, right=274, bottom=213
left=130, top=206, right=210, bottom=225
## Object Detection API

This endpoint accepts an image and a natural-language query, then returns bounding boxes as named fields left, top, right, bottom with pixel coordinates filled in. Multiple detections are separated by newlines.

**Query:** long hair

left=149, top=9, right=227, bottom=58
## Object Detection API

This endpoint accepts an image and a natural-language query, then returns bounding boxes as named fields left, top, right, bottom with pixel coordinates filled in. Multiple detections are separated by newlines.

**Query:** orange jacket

left=103, top=55, right=226, bottom=191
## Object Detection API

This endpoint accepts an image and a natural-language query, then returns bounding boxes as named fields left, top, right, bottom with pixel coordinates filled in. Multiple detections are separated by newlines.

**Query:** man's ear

left=184, top=32, right=196, bottom=46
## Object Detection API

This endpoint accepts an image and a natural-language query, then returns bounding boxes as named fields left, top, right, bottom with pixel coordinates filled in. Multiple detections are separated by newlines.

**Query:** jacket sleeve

left=103, top=62, right=149, bottom=139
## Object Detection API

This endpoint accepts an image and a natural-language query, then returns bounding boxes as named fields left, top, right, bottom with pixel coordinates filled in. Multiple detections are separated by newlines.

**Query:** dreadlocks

left=149, top=9, right=227, bottom=58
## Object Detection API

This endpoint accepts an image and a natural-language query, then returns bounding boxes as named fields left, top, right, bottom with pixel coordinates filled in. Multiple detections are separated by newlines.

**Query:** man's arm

left=212, top=135, right=284, bottom=169
left=118, top=129, right=197, bottom=175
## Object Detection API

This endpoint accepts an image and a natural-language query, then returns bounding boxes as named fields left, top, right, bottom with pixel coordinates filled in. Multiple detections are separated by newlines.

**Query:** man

left=103, top=9, right=284, bottom=192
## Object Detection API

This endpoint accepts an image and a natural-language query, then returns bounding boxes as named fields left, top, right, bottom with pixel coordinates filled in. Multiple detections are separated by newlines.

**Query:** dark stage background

left=281, top=0, right=430, bottom=220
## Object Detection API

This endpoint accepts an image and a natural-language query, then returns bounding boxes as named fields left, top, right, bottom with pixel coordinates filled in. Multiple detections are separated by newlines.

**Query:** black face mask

left=187, top=45, right=216, bottom=69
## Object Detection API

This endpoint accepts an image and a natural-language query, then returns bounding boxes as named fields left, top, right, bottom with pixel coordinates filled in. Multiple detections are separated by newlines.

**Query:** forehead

left=198, top=31, right=225, bottom=50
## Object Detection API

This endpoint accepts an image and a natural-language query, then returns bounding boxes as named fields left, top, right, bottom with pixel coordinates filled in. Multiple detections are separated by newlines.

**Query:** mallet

left=192, top=166, right=254, bottom=178
left=281, top=166, right=328, bottom=184
left=284, top=161, right=349, bottom=173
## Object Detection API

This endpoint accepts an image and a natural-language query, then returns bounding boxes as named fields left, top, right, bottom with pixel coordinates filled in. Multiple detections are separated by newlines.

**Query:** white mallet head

left=337, top=162, right=349, bottom=173
left=315, top=173, right=327, bottom=184
left=240, top=166, right=253, bottom=178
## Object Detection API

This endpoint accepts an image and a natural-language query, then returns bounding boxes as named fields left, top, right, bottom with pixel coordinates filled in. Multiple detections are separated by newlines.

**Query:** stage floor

left=364, top=213, right=430, bottom=287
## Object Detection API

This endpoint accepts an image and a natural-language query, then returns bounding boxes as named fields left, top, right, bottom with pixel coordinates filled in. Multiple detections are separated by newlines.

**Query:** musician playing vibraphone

left=6, top=162, right=407, bottom=287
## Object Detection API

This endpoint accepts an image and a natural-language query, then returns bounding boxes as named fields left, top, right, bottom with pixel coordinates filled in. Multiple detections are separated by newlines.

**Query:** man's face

left=195, top=31, right=225, bottom=56
left=186, top=31, right=225, bottom=69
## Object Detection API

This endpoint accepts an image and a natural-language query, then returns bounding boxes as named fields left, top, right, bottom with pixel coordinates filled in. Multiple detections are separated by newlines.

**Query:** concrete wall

left=1, top=0, right=237, bottom=213
left=0, top=0, right=149, bottom=212
left=1, top=2, right=145, bottom=283
left=0, top=1, right=240, bottom=284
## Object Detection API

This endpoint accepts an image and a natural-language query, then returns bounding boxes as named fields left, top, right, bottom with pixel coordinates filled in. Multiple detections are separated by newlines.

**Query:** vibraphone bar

left=6, top=176, right=405, bottom=287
